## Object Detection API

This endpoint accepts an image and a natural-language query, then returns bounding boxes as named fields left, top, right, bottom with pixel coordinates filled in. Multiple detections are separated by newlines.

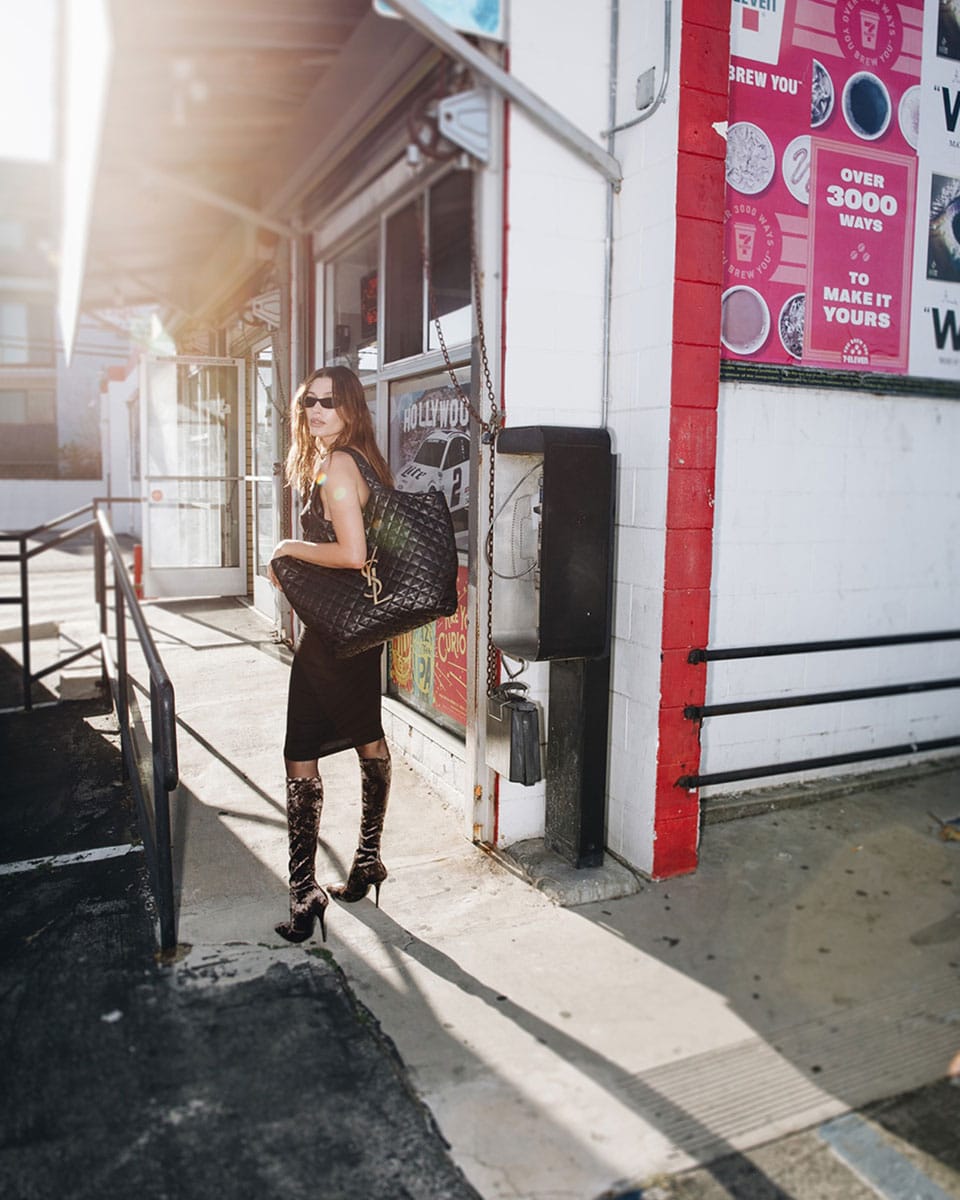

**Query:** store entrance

left=250, top=346, right=282, bottom=616
left=140, top=355, right=246, bottom=598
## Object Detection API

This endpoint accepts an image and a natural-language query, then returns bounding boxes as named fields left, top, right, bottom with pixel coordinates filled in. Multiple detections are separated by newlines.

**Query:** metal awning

left=60, top=0, right=621, bottom=356
left=61, top=0, right=431, bottom=349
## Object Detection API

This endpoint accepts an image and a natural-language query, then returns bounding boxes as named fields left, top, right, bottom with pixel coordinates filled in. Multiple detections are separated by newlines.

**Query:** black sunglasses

left=299, top=391, right=339, bottom=410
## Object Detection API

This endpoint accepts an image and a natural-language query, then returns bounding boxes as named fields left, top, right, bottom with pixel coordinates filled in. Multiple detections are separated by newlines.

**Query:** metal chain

left=419, top=193, right=501, bottom=696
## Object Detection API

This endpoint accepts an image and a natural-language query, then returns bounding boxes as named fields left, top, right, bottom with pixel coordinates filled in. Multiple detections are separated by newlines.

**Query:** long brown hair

left=285, top=365, right=393, bottom=496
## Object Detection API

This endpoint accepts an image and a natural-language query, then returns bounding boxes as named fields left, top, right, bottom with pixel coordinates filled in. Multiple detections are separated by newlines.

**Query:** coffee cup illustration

left=841, top=71, right=891, bottom=140
left=721, top=286, right=770, bottom=356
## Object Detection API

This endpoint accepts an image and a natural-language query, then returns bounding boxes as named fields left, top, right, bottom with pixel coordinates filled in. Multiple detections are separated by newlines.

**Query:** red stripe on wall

left=652, top=4, right=730, bottom=878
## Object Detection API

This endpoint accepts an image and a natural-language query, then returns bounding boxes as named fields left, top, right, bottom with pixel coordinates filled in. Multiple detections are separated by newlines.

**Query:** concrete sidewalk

left=2, top=546, right=959, bottom=1199
left=142, top=594, right=960, bottom=1199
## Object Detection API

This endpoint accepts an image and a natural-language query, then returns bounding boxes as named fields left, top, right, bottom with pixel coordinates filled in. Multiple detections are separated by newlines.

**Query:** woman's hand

left=268, top=539, right=304, bottom=589
left=270, top=539, right=298, bottom=561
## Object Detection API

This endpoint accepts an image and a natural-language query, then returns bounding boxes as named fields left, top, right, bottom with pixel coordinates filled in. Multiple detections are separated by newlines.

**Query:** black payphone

left=488, top=426, right=615, bottom=867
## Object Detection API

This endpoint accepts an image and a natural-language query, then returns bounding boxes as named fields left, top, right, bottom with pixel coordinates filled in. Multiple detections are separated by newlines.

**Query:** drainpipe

left=606, top=0, right=673, bottom=136
left=600, top=0, right=619, bottom=429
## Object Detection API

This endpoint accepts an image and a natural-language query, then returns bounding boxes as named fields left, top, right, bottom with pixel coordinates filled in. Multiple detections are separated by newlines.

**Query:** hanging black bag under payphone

left=486, top=680, right=543, bottom=785
left=490, top=426, right=614, bottom=662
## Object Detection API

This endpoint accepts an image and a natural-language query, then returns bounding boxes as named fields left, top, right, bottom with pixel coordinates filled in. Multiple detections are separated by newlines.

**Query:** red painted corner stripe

left=653, top=1, right=731, bottom=879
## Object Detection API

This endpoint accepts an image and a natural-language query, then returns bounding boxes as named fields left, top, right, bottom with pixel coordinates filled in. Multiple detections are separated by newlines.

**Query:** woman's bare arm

left=269, top=451, right=370, bottom=577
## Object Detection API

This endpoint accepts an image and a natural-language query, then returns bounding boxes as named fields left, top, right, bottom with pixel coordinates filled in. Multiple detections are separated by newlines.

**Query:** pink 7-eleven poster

left=805, top=140, right=915, bottom=368
left=722, top=0, right=924, bottom=375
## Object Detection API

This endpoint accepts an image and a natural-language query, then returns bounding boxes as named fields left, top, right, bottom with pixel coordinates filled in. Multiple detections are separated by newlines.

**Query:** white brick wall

left=603, top=0, right=682, bottom=869
left=381, top=698, right=466, bottom=807
left=494, top=1, right=683, bottom=859
left=493, top=0, right=685, bottom=865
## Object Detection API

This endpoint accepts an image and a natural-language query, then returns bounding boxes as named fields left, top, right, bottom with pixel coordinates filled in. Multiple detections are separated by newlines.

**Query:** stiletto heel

left=330, top=859, right=387, bottom=905
left=275, top=887, right=328, bottom=943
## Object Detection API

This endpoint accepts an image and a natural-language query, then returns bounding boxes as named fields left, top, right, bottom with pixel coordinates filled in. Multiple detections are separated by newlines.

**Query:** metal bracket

left=380, top=0, right=622, bottom=186
left=249, top=289, right=281, bottom=330
left=437, top=87, right=491, bottom=161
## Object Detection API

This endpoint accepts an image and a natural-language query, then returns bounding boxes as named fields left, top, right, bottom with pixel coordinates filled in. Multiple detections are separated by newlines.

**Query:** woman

left=269, top=365, right=394, bottom=943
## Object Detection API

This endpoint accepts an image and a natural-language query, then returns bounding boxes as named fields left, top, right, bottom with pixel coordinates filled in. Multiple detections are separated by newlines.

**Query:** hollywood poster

left=722, top=0, right=959, bottom=381
left=386, top=370, right=472, bottom=733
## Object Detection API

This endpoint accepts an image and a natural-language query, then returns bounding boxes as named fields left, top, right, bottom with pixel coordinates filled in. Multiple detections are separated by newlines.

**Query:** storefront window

left=385, top=200, right=423, bottom=363
left=322, top=168, right=476, bottom=737
left=386, top=368, right=471, bottom=735
left=428, top=170, right=472, bottom=351
left=328, top=230, right=379, bottom=377
left=383, top=172, right=473, bottom=363
left=0, top=298, right=54, bottom=365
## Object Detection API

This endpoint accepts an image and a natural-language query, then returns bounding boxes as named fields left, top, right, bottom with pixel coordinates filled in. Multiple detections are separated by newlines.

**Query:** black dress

left=283, top=456, right=385, bottom=762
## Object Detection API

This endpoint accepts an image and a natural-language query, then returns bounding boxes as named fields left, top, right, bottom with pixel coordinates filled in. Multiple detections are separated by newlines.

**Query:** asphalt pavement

left=0, top=685, right=482, bottom=1200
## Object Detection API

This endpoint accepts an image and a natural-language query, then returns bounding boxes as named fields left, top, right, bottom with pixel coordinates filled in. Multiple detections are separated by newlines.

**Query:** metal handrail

left=95, top=508, right=178, bottom=951
left=679, top=630, right=960, bottom=790
left=687, top=629, right=960, bottom=663
left=1, top=501, right=178, bottom=951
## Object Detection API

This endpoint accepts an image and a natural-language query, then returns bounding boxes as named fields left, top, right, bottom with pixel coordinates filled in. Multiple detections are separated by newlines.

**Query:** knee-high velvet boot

left=328, top=755, right=391, bottom=907
left=275, top=777, right=328, bottom=943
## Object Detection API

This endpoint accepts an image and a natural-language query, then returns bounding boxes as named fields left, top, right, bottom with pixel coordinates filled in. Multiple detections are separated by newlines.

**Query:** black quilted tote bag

left=271, top=459, right=459, bottom=657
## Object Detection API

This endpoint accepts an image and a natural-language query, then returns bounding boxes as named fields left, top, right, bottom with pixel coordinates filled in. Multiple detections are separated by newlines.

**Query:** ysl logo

left=361, top=548, right=393, bottom=606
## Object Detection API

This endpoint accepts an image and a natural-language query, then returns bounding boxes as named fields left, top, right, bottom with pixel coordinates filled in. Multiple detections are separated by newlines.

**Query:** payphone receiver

left=510, top=473, right=541, bottom=586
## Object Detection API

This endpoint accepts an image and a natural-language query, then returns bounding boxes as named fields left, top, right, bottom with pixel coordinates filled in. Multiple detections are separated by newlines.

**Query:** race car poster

left=386, top=369, right=472, bottom=734
left=722, top=0, right=960, bottom=381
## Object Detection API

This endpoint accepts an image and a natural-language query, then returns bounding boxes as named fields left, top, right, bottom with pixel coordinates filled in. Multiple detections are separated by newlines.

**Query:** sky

left=0, top=0, right=56, bottom=162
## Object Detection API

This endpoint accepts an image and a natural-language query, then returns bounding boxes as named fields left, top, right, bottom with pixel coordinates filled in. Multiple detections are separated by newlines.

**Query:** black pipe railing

left=678, top=630, right=960, bottom=790
left=95, top=509, right=178, bottom=951
left=1, top=501, right=178, bottom=951
left=687, top=629, right=960, bottom=663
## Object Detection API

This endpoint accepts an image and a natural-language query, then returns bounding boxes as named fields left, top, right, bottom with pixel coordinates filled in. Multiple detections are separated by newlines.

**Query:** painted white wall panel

left=704, top=381, right=960, bottom=794
left=0, top=480, right=107, bottom=531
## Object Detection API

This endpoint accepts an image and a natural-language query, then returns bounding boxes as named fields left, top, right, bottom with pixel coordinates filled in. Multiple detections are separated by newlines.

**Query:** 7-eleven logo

left=731, top=1, right=785, bottom=65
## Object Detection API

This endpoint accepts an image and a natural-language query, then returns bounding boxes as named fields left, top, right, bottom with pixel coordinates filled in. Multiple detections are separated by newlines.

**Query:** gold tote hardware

left=361, top=548, right=393, bottom=606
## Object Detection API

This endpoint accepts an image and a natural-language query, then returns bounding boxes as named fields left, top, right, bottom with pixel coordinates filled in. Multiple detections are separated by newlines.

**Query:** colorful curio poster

left=722, top=0, right=960, bottom=380
left=387, top=376, right=471, bottom=733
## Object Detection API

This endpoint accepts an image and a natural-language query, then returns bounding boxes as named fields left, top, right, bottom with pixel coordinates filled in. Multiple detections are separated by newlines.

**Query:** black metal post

left=20, top=535, right=31, bottom=712
left=152, top=676, right=177, bottom=951
left=95, top=523, right=108, bottom=694
left=115, top=568, right=129, bottom=749
left=545, top=654, right=610, bottom=868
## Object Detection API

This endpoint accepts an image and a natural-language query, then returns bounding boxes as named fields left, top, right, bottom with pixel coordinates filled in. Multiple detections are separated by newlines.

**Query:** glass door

left=251, top=347, right=281, bottom=615
left=140, top=355, right=246, bottom=597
